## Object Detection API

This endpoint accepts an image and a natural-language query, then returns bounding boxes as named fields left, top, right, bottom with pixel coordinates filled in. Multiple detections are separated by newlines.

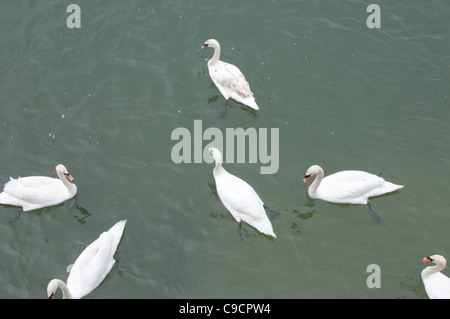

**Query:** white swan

left=201, top=39, right=259, bottom=118
left=421, top=254, right=450, bottom=299
left=303, top=165, right=403, bottom=224
left=0, top=164, right=77, bottom=212
left=47, top=219, right=127, bottom=299
left=209, top=147, right=276, bottom=239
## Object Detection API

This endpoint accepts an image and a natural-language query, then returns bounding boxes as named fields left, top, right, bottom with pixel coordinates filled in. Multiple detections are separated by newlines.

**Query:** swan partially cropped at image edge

left=303, top=164, right=403, bottom=224
left=421, top=254, right=450, bottom=299
left=47, top=219, right=127, bottom=299
left=209, top=147, right=276, bottom=239
left=201, top=38, right=259, bottom=118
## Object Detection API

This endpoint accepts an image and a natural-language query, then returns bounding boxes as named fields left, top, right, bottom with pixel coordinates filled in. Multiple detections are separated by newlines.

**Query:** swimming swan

left=209, top=147, right=276, bottom=239
left=47, top=219, right=127, bottom=299
left=0, top=164, right=77, bottom=224
left=201, top=39, right=259, bottom=118
left=303, top=164, right=403, bottom=224
left=421, top=254, right=450, bottom=299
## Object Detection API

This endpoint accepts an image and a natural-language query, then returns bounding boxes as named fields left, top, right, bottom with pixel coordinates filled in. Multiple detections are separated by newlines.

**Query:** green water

left=0, top=0, right=449, bottom=299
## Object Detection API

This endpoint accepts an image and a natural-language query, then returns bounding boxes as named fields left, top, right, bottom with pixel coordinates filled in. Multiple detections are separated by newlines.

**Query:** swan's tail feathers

left=265, top=230, right=277, bottom=238
left=258, top=224, right=277, bottom=239
left=237, top=221, right=277, bottom=240
left=109, top=219, right=127, bottom=233
left=391, top=183, right=404, bottom=191
left=0, top=191, right=9, bottom=204
left=0, top=192, right=24, bottom=210
left=245, top=98, right=259, bottom=111
left=384, top=182, right=404, bottom=193
left=108, top=219, right=127, bottom=247
left=367, top=202, right=382, bottom=225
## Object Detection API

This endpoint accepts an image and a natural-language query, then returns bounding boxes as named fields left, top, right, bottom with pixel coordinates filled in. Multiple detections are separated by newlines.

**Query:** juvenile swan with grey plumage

left=201, top=39, right=259, bottom=117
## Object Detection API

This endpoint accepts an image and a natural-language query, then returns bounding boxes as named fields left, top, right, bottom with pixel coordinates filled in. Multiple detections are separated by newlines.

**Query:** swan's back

left=215, top=170, right=275, bottom=237
left=422, top=270, right=450, bottom=299
left=0, top=176, right=69, bottom=210
left=209, top=61, right=259, bottom=110
left=0, top=171, right=76, bottom=211
left=67, top=220, right=126, bottom=299
left=317, top=170, right=403, bottom=204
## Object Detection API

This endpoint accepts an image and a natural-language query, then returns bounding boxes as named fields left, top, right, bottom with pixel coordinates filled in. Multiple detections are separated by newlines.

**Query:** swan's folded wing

left=68, top=232, right=115, bottom=296
left=84, top=233, right=116, bottom=288
left=339, top=171, right=402, bottom=199
left=106, top=219, right=127, bottom=249
left=425, top=272, right=450, bottom=299
left=320, top=171, right=384, bottom=204
left=210, top=61, right=254, bottom=99
left=216, top=173, right=265, bottom=219
left=14, top=176, right=55, bottom=188
left=67, top=237, right=102, bottom=288
left=2, top=177, right=59, bottom=204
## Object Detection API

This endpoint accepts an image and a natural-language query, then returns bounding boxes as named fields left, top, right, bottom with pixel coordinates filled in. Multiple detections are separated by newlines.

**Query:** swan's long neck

left=213, top=161, right=224, bottom=177
left=208, top=44, right=221, bottom=66
left=309, top=169, right=324, bottom=196
left=423, top=262, right=446, bottom=277
left=54, top=279, right=73, bottom=299
left=58, top=173, right=77, bottom=195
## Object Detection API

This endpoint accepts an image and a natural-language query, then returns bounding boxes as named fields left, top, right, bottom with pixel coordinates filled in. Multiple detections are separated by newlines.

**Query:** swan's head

left=303, top=165, right=323, bottom=183
left=423, top=254, right=447, bottom=267
left=208, top=147, right=223, bottom=164
left=47, top=279, right=59, bottom=299
left=201, top=39, right=219, bottom=50
left=56, top=164, right=75, bottom=182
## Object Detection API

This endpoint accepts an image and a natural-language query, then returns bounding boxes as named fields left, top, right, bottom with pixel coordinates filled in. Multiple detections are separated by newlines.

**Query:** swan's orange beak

left=201, top=43, right=208, bottom=49
left=303, top=176, right=310, bottom=183
left=423, top=257, right=432, bottom=262
left=64, top=173, right=75, bottom=182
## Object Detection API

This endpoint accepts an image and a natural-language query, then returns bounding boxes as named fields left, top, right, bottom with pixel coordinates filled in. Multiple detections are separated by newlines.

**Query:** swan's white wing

left=66, top=221, right=126, bottom=299
left=0, top=177, right=68, bottom=210
left=216, top=172, right=265, bottom=220
left=83, top=234, right=116, bottom=287
left=12, top=176, right=56, bottom=187
left=3, top=177, right=56, bottom=197
left=67, top=232, right=116, bottom=299
left=215, top=172, right=276, bottom=237
left=318, top=171, right=385, bottom=204
left=106, top=219, right=127, bottom=249
left=424, top=272, right=450, bottom=299
left=209, top=61, right=254, bottom=99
